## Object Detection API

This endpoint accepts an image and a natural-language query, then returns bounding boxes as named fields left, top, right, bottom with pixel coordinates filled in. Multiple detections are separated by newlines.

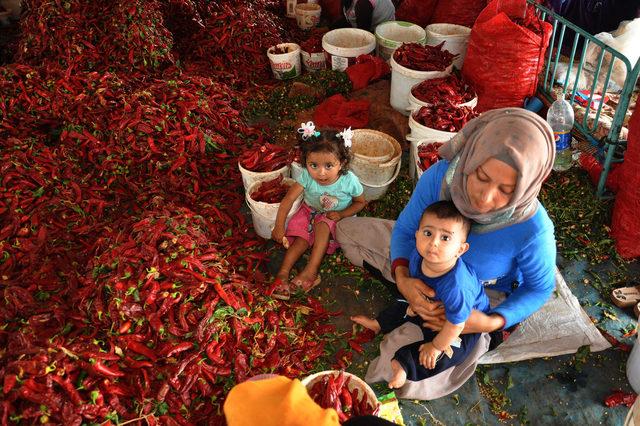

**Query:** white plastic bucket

left=295, top=3, right=321, bottom=30
left=425, top=23, right=471, bottom=70
left=407, top=81, right=477, bottom=113
left=322, top=28, right=376, bottom=71
left=375, top=21, right=426, bottom=62
left=407, top=114, right=456, bottom=180
left=361, top=160, right=402, bottom=201
left=350, top=129, right=402, bottom=186
left=267, top=43, right=301, bottom=80
left=246, top=178, right=302, bottom=239
left=301, top=50, right=326, bottom=72
left=238, top=162, right=290, bottom=192
left=389, top=55, right=452, bottom=116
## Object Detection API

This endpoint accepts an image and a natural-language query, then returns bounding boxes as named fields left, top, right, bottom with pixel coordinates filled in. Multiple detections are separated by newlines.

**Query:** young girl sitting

left=271, top=122, right=366, bottom=299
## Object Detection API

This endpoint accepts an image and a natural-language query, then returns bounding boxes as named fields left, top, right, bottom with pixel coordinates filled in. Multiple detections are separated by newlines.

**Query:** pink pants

left=286, top=203, right=340, bottom=254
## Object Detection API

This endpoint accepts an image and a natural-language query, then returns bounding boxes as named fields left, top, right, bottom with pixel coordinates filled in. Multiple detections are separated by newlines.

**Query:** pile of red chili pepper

left=0, top=0, right=370, bottom=424
left=251, top=175, right=290, bottom=203
left=393, top=42, right=455, bottom=72
left=413, top=102, right=480, bottom=132
left=307, top=371, right=377, bottom=423
left=240, top=142, right=290, bottom=172
left=417, top=142, right=443, bottom=172
left=411, top=72, right=476, bottom=106
left=299, top=31, right=325, bottom=54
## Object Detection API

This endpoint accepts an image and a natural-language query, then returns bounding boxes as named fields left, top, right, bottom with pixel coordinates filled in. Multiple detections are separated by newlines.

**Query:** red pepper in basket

left=307, top=372, right=376, bottom=423
left=411, top=72, right=475, bottom=106
left=417, top=142, right=443, bottom=173
left=413, top=103, right=479, bottom=133
left=393, top=42, right=455, bottom=72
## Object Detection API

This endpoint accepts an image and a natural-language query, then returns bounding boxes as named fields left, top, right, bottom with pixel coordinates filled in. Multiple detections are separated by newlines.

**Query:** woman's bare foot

left=388, top=360, right=407, bottom=389
left=350, top=315, right=381, bottom=333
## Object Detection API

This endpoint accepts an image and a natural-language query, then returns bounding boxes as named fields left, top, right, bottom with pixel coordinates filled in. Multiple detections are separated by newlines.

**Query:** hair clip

left=337, top=127, right=353, bottom=148
left=297, top=121, right=320, bottom=140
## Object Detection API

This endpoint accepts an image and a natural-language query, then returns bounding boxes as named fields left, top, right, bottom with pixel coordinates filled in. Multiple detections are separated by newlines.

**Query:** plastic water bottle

left=546, top=98, right=575, bottom=172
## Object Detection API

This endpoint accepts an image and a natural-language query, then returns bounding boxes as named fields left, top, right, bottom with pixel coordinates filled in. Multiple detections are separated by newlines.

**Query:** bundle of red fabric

left=345, top=54, right=391, bottom=91
left=313, top=94, right=370, bottom=128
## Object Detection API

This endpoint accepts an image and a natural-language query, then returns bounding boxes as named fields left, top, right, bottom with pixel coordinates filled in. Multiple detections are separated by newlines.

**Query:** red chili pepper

left=604, top=390, right=636, bottom=408
left=90, top=361, right=125, bottom=378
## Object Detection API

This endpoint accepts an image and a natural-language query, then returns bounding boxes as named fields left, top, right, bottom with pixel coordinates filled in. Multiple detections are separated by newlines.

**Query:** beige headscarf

left=438, top=108, right=555, bottom=233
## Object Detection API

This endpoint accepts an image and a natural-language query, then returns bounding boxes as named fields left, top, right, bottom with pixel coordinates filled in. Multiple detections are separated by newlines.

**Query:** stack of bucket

left=349, top=129, right=402, bottom=201
left=239, top=162, right=299, bottom=240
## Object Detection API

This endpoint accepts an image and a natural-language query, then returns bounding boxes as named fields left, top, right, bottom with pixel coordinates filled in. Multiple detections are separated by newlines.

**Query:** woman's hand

left=395, top=267, right=443, bottom=320
left=325, top=211, right=342, bottom=221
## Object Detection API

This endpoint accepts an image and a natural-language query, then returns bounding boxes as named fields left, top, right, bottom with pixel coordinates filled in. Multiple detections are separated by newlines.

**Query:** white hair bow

left=297, top=121, right=320, bottom=140
left=337, top=127, right=354, bottom=148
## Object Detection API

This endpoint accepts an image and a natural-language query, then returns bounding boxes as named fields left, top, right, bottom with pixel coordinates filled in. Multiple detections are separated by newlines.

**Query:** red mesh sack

left=396, top=0, right=438, bottom=27
left=461, top=0, right=552, bottom=112
left=431, top=0, right=487, bottom=27
left=611, top=105, right=640, bottom=259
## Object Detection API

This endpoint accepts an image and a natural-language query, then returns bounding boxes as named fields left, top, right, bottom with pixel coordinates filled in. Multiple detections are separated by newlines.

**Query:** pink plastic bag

left=462, top=0, right=552, bottom=112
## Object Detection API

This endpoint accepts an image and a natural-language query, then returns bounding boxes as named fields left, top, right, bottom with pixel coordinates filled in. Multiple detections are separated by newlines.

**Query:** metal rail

left=530, top=0, right=640, bottom=198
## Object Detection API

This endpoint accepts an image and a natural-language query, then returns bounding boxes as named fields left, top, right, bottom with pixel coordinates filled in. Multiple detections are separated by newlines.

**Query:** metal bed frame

left=531, top=0, right=640, bottom=198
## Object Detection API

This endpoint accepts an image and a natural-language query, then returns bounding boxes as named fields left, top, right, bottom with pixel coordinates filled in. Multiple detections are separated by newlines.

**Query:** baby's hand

left=325, top=211, right=342, bottom=221
left=418, top=342, right=442, bottom=369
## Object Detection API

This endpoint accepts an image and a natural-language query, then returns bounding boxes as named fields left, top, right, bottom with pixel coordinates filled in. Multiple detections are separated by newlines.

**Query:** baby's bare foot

left=350, top=315, right=381, bottom=333
left=388, top=360, right=407, bottom=389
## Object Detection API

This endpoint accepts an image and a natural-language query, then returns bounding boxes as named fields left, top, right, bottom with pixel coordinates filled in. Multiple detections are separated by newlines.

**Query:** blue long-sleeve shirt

left=391, top=160, right=557, bottom=328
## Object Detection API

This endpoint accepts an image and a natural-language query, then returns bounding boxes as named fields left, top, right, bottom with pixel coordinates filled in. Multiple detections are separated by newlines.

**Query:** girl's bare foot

left=350, top=315, right=381, bottom=333
left=388, top=360, right=407, bottom=389
left=291, top=268, right=321, bottom=292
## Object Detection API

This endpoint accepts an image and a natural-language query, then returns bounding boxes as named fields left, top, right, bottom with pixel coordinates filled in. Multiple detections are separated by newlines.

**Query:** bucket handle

left=378, top=154, right=401, bottom=169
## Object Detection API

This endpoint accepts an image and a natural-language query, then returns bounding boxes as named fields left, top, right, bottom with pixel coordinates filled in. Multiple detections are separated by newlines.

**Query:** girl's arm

left=336, top=194, right=366, bottom=219
left=271, top=183, right=304, bottom=242
left=325, top=194, right=365, bottom=221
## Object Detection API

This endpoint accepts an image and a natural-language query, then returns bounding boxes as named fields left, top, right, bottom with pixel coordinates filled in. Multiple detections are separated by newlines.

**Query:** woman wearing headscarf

left=337, top=107, right=556, bottom=350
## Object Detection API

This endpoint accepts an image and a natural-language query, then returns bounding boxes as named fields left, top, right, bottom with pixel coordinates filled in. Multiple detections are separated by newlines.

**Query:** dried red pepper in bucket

left=240, top=143, right=290, bottom=172
left=250, top=175, right=290, bottom=203
left=413, top=103, right=479, bottom=132
left=393, top=42, right=455, bottom=72
left=306, top=371, right=377, bottom=423
left=417, top=142, right=443, bottom=172
left=411, top=72, right=476, bottom=106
